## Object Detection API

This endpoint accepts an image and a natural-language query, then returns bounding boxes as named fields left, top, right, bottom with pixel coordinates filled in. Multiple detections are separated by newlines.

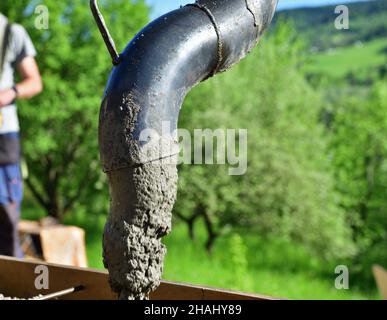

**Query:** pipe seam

left=185, top=3, right=224, bottom=77
left=245, top=0, right=259, bottom=26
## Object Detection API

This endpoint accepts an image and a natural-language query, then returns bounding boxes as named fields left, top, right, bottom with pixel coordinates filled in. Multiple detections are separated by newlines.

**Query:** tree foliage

left=0, top=0, right=149, bottom=219
left=329, top=80, right=387, bottom=283
left=176, top=23, right=355, bottom=259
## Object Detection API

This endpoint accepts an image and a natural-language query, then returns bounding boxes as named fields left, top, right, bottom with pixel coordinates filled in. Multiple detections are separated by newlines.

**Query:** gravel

left=0, top=294, right=44, bottom=300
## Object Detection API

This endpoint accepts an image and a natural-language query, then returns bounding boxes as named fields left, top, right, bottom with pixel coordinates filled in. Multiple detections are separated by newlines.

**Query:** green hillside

left=306, top=38, right=387, bottom=79
left=273, top=0, right=387, bottom=80
left=274, top=0, right=387, bottom=51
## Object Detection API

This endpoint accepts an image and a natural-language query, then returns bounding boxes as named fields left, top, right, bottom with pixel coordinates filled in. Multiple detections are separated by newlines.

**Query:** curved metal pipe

left=98, top=0, right=278, bottom=300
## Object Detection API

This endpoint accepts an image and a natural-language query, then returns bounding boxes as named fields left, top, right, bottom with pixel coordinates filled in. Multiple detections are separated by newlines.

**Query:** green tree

left=330, top=80, right=387, bottom=283
left=175, top=23, right=355, bottom=259
left=0, top=0, right=149, bottom=219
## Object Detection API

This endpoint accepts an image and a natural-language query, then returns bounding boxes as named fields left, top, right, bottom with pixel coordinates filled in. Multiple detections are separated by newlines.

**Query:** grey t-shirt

left=0, top=13, right=37, bottom=134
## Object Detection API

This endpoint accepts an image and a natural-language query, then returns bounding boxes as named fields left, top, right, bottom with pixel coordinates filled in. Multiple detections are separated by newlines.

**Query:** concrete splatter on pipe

left=97, top=0, right=278, bottom=300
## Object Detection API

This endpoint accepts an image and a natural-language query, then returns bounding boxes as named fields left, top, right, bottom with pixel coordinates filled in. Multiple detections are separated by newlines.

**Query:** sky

left=146, top=0, right=370, bottom=18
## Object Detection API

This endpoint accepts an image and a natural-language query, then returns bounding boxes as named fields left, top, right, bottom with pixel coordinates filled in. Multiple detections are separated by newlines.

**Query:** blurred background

left=1, top=0, right=386, bottom=299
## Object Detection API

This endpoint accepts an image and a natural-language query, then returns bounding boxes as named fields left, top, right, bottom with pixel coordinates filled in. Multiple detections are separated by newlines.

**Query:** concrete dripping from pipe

left=97, top=0, right=278, bottom=300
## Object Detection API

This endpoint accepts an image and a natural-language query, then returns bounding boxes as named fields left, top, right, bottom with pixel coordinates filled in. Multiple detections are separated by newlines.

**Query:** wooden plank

left=19, top=220, right=88, bottom=268
left=153, top=281, right=275, bottom=300
left=0, top=256, right=274, bottom=300
left=19, top=220, right=42, bottom=235
left=152, top=281, right=204, bottom=300
left=373, top=265, right=387, bottom=300
left=40, top=226, right=88, bottom=268
left=0, top=255, right=116, bottom=300
left=202, top=287, right=275, bottom=300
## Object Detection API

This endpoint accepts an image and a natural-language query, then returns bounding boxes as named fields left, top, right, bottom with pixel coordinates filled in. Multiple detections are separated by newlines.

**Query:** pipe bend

left=99, top=0, right=278, bottom=173
left=98, top=0, right=278, bottom=300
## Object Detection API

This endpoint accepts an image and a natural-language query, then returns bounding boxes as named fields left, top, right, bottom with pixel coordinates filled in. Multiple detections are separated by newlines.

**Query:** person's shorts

left=0, top=163, right=23, bottom=207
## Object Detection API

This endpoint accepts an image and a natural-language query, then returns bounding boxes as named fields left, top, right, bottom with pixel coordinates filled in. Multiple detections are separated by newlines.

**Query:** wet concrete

left=0, top=294, right=44, bottom=300
left=103, top=161, right=177, bottom=300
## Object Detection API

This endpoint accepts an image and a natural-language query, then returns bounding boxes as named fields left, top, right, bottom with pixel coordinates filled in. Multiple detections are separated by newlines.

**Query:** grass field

left=305, top=38, right=387, bottom=79
left=21, top=191, right=379, bottom=300
left=48, top=211, right=379, bottom=300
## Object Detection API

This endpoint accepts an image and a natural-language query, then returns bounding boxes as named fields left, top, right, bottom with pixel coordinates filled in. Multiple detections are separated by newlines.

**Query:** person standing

left=0, top=13, right=42, bottom=257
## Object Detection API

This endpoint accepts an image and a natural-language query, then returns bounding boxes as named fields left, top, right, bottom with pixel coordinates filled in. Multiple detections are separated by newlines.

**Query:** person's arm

left=0, top=56, right=43, bottom=107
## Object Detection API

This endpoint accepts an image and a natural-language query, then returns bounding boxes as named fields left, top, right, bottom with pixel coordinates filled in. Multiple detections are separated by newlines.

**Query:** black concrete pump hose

left=95, top=0, right=278, bottom=300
